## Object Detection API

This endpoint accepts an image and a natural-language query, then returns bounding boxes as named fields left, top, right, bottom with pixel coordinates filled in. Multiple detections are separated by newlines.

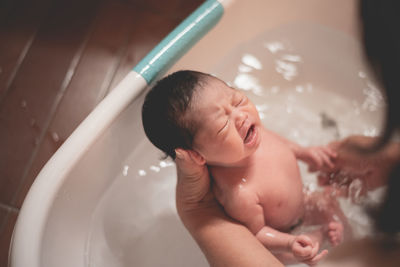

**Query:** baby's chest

left=215, top=170, right=291, bottom=209
left=216, top=167, right=304, bottom=225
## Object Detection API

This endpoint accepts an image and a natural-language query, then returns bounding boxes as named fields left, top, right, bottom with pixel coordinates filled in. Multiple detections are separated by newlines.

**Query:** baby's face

left=189, top=78, right=262, bottom=166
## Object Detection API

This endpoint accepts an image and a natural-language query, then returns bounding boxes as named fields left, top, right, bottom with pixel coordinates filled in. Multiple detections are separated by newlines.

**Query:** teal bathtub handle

left=133, top=0, right=224, bottom=84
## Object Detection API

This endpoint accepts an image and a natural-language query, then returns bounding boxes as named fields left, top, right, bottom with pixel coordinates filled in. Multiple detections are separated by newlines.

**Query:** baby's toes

left=329, top=221, right=344, bottom=232
left=328, top=232, right=339, bottom=246
left=328, top=222, right=344, bottom=246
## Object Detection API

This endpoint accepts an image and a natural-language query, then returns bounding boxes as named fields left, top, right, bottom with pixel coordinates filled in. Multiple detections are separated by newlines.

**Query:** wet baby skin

left=186, top=77, right=345, bottom=266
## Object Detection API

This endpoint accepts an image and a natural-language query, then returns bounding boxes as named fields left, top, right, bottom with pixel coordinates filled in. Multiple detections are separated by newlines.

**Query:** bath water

left=86, top=24, right=385, bottom=267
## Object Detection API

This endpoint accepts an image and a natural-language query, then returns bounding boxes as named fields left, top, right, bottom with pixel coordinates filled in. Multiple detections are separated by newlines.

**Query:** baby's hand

left=290, top=235, right=328, bottom=266
left=299, top=146, right=337, bottom=172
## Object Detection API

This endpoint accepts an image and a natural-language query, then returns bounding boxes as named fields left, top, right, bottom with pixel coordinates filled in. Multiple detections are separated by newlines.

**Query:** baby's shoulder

left=212, top=176, right=259, bottom=207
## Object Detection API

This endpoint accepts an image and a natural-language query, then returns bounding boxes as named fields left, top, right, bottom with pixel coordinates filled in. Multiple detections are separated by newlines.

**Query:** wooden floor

left=0, top=0, right=203, bottom=265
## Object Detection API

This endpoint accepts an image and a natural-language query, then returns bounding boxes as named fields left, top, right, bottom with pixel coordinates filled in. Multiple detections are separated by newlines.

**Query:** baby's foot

left=327, top=221, right=343, bottom=246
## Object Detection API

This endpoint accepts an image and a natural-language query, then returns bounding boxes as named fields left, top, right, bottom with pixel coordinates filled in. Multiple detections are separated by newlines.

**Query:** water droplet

left=159, top=160, right=173, bottom=168
left=241, top=178, right=247, bottom=183
left=264, top=41, right=284, bottom=53
left=122, top=165, right=129, bottom=176
left=150, top=165, right=160, bottom=172
left=138, top=170, right=146, bottom=176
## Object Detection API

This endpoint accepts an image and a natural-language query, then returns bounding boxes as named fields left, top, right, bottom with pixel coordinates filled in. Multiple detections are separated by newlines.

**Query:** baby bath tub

left=10, top=0, right=384, bottom=266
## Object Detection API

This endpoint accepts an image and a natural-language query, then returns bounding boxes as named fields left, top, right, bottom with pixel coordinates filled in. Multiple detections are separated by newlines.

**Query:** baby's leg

left=326, top=221, right=344, bottom=246
left=300, top=223, right=343, bottom=248
left=303, top=189, right=350, bottom=246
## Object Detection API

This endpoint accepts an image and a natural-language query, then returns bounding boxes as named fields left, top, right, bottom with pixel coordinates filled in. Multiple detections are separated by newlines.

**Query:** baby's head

left=142, top=70, right=261, bottom=166
left=142, top=70, right=209, bottom=159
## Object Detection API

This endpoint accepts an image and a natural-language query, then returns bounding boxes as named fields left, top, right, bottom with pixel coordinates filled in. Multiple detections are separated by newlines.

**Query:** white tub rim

left=9, top=1, right=225, bottom=266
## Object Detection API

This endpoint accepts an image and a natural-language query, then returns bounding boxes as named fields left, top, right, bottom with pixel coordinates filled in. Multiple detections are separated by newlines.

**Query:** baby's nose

left=235, top=112, right=246, bottom=129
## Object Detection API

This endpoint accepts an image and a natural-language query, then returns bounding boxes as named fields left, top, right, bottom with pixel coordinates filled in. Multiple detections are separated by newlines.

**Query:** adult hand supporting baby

left=174, top=148, right=284, bottom=267
left=175, top=148, right=214, bottom=216
left=318, top=135, right=400, bottom=193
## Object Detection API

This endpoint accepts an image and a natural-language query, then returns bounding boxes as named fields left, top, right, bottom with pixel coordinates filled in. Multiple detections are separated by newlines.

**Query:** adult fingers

left=327, top=139, right=342, bottom=151
left=322, top=146, right=338, bottom=159
left=175, top=149, right=203, bottom=179
left=310, top=150, right=323, bottom=169
left=319, top=150, right=335, bottom=169
left=175, top=149, right=212, bottom=211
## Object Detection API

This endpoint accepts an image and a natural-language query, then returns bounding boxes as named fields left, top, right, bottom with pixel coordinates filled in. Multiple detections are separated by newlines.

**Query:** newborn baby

left=142, top=70, right=348, bottom=265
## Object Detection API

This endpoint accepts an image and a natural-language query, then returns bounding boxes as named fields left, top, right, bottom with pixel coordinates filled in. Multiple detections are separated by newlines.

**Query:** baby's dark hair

left=142, top=70, right=211, bottom=159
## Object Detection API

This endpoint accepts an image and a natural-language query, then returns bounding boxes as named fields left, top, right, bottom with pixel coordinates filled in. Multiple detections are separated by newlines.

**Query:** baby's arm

left=255, top=225, right=328, bottom=265
left=267, top=130, right=337, bottom=171
left=223, top=189, right=327, bottom=265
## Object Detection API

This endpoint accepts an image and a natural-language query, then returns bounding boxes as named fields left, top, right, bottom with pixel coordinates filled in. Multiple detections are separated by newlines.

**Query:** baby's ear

left=187, top=150, right=206, bottom=165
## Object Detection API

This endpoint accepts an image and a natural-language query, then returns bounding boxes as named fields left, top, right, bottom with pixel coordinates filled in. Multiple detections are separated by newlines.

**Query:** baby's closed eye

left=233, top=92, right=246, bottom=107
left=217, top=118, right=229, bottom=134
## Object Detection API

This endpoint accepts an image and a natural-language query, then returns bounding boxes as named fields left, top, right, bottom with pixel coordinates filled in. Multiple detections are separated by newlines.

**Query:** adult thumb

left=175, top=149, right=207, bottom=181
left=175, top=149, right=211, bottom=205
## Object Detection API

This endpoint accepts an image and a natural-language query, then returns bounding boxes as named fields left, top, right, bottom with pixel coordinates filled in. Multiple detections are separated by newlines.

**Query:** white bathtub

left=10, top=0, right=385, bottom=266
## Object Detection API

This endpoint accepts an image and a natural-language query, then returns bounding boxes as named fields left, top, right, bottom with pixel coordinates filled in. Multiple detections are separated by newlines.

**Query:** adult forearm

left=174, top=149, right=284, bottom=267
left=180, top=206, right=284, bottom=267
left=274, top=251, right=300, bottom=265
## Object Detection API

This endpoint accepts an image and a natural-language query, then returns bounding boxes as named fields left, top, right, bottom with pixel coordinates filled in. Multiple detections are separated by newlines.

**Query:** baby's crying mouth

left=244, top=125, right=255, bottom=143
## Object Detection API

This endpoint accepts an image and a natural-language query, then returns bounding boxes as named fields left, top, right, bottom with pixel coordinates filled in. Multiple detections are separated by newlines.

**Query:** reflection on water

left=213, top=24, right=384, bottom=149
left=122, top=165, right=129, bottom=176
left=242, top=53, right=262, bottom=70
left=87, top=24, right=385, bottom=267
left=134, top=159, right=175, bottom=177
